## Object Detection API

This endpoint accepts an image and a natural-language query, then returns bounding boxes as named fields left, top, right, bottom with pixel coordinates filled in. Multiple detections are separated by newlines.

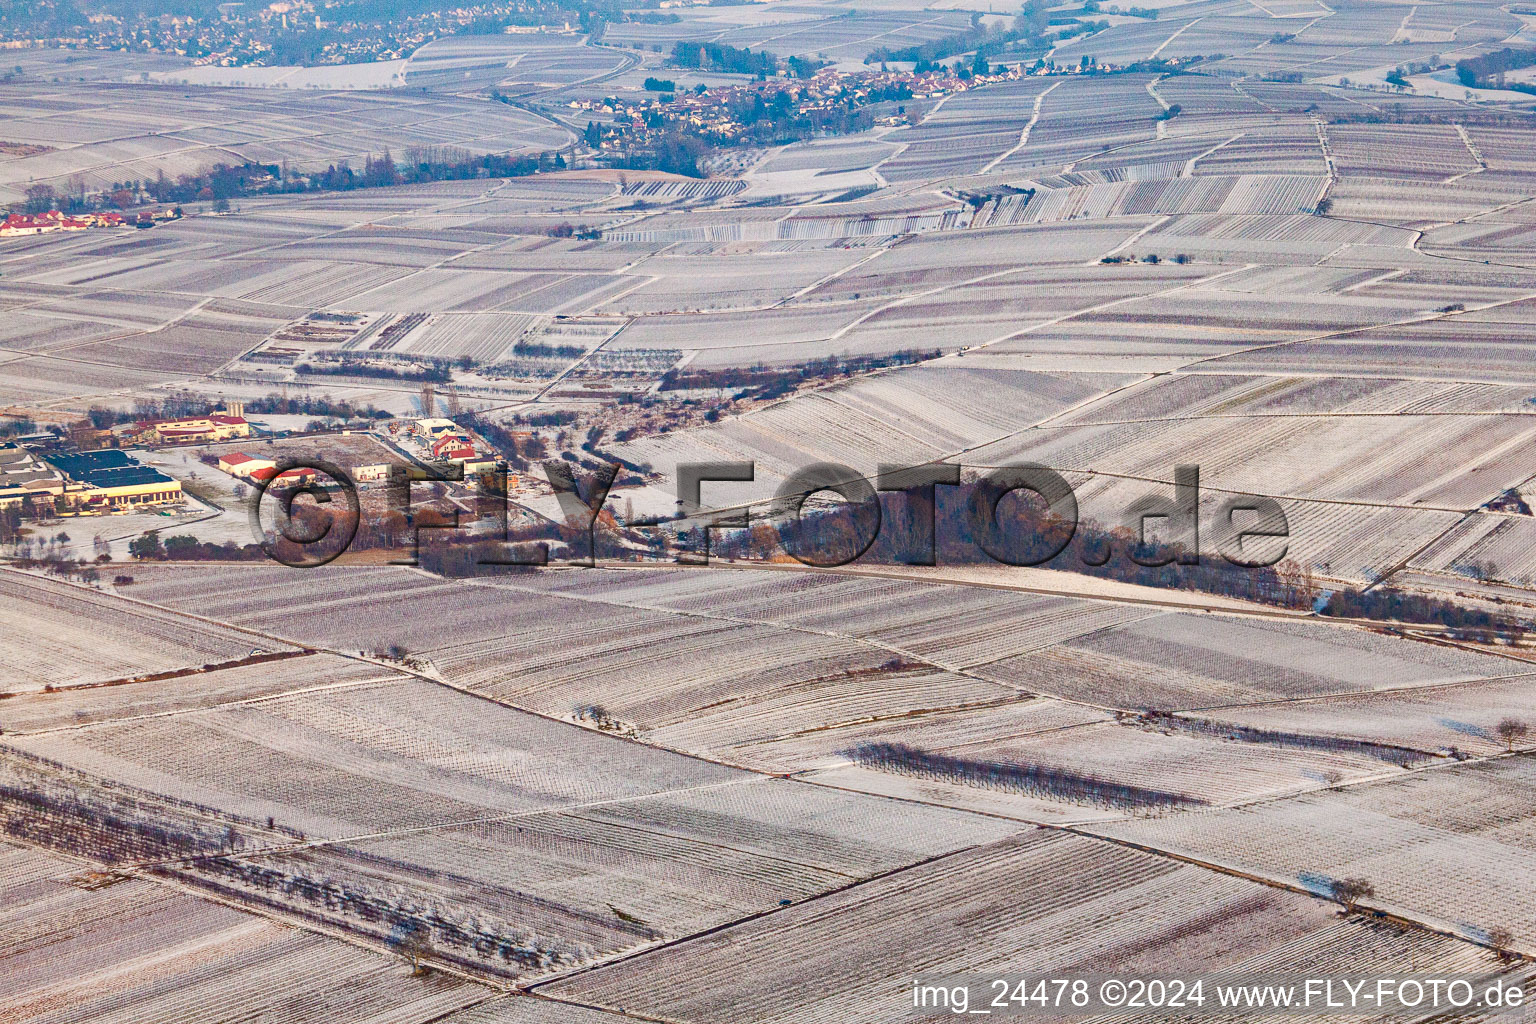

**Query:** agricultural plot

left=1052, top=18, right=1203, bottom=66
left=609, top=301, right=884, bottom=363
left=1128, top=213, right=1417, bottom=264
left=426, top=607, right=1023, bottom=751
left=94, top=259, right=408, bottom=309
left=379, top=312, right=539, bottom=361
left=0, top=82, right=571, bottom=199
left=1094, top=756, right=1536, bottom=947
left=421, top=36, right=626, bottom=95
left=1067, top=475, right=1465, bottom=584
left=594, top=249, right=873, bottom=314
left=150, top=59, right=408, bottom=90
left=827, top=267, right=1216, bottom=352
left=877, top=78, right=1059, bottom=183
left=972, top=409, right=1536, bottom=509
left=993, top=75, right=1165, bottom=174
left=435, top=1000, right=629, bottom=1024
left=1205, top=318, right=1536, bottom=384
left=67, top=308, right=276, bottom=373
left=610, top=364, right=1127, bottom=498
left=1350, top=267, right=1536, bottom=310
left=0, top=312, right=126, bottom=355
left=0, top=841, right=486, bottom=1024
left=1325, top=175, right=1532, bottom=226
left=5, top=675, right=749, bottom=838
left=821, top=221, right=1163, bottom=288
left=1420, top=215, right=1536, bottom=264
left=1228, top=79, right=1370, bottom=114
left=808, top=714, right=1412, bottom=822
left=5, top=46, right=186, bottom=81
left=1067, top=134, right=1223, bottom=181
left=0, top=653, right=397, bottom=735
left=999, top=174, right=1326, bottom=222
left=1194, top=672, right=1536, bottom=758
left=113, top=563, right=505, bottom=648
left=120, top=561, right=1502, bottom=752
left=1329, top=125, right=1480, bottom=181
left=1467, top=128, right=1536, bottom=173
left=467, top=566, right=1515, bottom=712
left=26, top=289, right=199, bottom=332
left=171, top=771, right=1017, bottom=976
left=755, top=137, right=901, bottom=177
left=603, top=198, right=970, bottom=245
left=708, top=9, right=973, bottom=62
left=1164, top=15, right=1299, bottom=61
left=1410, top=512, right=1536, bottom=588
left=450, top=239, right=635, bottom=275
left=543, top=829, right=1355, bottom=1024
left=1, top=613, right=1019, bottom=977
left=974, top=611, right=1514, bottom=710
left=1188, top=125, right=1329, bottom=176
left=0, top=571, right=295, bottom=693
left=343, top=270, right=586, bottom=313
left=109, top=564, right=1103, bottom=767
left=732, top=694, right=1111, bottom=777
left=1153, top=74, right=1273, bottom=119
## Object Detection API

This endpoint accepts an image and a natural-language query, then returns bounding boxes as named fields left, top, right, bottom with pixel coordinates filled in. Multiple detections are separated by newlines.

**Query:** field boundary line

left=980, top=80, right=1060, bottom=175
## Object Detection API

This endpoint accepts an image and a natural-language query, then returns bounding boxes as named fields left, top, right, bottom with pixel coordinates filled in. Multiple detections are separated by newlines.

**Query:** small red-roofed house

left=249, top=466, right=316, bottom=487
left=218, top=452, right=276, bottom=478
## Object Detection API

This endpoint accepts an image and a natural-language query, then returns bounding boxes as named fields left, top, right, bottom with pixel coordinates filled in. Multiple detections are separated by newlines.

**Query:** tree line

left=670, top=41, right=777, bottom=77
left=846, top=741, right=1206, bottom=811
left=660, top=349, right=940, bottom=400
left=1456, top=48, right=1536, bottom=93
left=34, top=147, right=571, bottom=216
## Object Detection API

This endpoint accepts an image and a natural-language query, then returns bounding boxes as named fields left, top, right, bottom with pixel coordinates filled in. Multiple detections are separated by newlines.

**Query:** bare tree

left=395, top=925, right=435, bottom=975
left=1487, top=927, right=1517, bottom=962
left=1330, top=877, right=1375, bottom=912
left=1496, top=718, right=1529, bottom=752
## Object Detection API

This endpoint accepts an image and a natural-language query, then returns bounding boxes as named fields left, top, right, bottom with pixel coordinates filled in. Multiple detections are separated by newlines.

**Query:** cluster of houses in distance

left=0, top=398, right=513, bottom=522
left=0, top=208, right=185, bottom=236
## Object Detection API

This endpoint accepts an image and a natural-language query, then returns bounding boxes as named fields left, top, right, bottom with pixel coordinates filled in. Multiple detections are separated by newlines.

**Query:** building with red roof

left=431, top=434, right=478, bottom=460
left=117, top=405, right=252, bottom=445
left=218, top=452, right=276, bottom=478
left=249, top=466, right=317, bottom=487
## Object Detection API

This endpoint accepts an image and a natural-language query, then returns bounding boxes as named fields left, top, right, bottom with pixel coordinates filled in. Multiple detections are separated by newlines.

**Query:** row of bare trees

left=1136, top=712, right=1432, bottom=767
left=846, top=742, right=1206, bottom=811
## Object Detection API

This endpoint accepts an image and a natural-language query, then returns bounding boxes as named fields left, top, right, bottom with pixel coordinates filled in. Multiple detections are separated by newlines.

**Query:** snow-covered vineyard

left=10, top=0, right=1536, bottom=1017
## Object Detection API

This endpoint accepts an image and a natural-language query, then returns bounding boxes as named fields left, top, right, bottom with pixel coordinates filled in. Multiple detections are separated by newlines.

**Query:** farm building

left=218, top=452, right=276, bottom=478
left=0, top=442, right=64, bottom=510
left=414, top=417, right=461, bottom=438
left=249, top=465, right=317, bottom=488
left=44, top=450, right=182, bottom=510
left=117, top=404, right=252, bottom=446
